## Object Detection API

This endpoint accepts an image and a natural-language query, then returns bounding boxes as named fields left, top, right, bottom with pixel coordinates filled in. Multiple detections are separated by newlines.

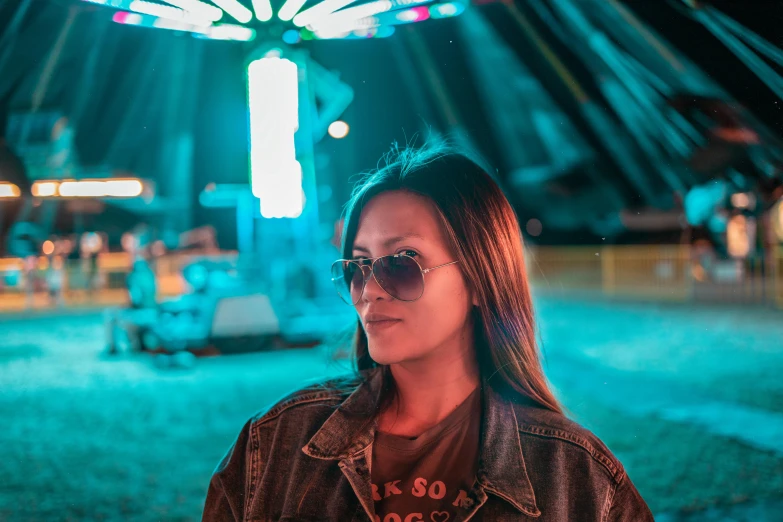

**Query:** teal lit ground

left=1, top=295, right=782, bottom=521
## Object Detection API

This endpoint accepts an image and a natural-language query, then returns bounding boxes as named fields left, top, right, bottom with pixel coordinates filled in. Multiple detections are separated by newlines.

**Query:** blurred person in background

left=105, top=232, right=157, bottom=355
left=46, top=255, right=65, bottom=307
left=22, top=254, right=37, bottom=309
left=203, top=143, right=654, bottom=521
left=80, top=231, right=103, bottom=297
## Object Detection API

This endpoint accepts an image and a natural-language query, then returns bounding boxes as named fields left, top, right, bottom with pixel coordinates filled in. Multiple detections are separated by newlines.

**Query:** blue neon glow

left=282, top=29, right=301, bottom=44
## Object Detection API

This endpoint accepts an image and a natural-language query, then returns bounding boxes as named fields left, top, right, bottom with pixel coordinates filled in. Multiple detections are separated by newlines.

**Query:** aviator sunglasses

left=331, top=253, right=459, bottom=305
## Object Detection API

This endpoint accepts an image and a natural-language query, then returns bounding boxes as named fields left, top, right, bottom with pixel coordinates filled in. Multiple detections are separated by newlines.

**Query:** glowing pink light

left=112, top=11, right=143, bottom=24
left=412, top=6, right=430, bottom=21
left=396, top=5, right=429, bottom=23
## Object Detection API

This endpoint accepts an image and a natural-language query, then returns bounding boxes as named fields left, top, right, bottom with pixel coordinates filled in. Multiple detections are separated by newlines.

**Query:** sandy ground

left=1, top=295, right=781, bottom=521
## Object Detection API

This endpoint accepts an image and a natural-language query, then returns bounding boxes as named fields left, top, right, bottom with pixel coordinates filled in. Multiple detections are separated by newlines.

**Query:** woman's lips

left=365, top=319, right=402, bottom=333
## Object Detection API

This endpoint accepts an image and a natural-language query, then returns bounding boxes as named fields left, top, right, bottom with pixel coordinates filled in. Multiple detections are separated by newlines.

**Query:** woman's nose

left=361, top=268, right=391, bottom=302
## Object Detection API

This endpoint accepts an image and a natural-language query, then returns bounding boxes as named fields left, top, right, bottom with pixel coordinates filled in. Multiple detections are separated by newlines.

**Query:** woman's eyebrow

left=352, top=233, right=426, bottom=253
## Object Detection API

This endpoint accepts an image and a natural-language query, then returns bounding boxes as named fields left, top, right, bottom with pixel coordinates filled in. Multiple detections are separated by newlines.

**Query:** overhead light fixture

left=32, top=179, right=145, bottom=198
left=0, top=182, right=21, bottom=198
left=80, top=0, right=468, bottom=40
left=32, top=181, right=60, bottom=197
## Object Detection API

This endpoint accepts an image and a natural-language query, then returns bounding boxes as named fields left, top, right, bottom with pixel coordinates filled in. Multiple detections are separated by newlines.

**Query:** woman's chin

left=368, top=346, right=410, bottom=366
left=369, top=344, right=430, bottom=366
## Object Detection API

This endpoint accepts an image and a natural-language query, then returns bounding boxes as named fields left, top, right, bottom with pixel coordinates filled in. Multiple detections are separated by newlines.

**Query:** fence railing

left=527, top=245, right=783, bottom=307
left=0, top=251, right=235, bottom=311
left=1, top=246, right=782, bottom=311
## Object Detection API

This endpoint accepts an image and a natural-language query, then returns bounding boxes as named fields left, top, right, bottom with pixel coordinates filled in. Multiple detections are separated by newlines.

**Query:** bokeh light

left=42, top=240, right=55, bottom=256
left=328, top=121, right=350, bottom=139
left=526, top=218, right=543, bottom=237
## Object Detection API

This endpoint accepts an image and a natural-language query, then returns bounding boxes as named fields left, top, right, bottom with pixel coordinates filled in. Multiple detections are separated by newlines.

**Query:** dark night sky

left=1, top=0, right=782, bottom=246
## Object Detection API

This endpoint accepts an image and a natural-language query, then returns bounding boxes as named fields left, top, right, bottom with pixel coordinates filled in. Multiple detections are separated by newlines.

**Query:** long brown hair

left=339, top=143, right=562, bottom=414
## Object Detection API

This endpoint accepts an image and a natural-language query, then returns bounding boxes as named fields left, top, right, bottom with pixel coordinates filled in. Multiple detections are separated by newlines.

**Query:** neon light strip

left=310, top=1, right=458, bottom=33
left=31, top=179, right=145, bottom=198
left=309, top=0, right=391, bottom=29
left=114, top=11, right=200, bottom=30
left=313, top=25, right=395, bottom=39
left=293, top=0, right=359, bottom=27
left=31, top=181, right=59, bottom=197
left=308, top=0, right=430, bottom=29
left=162, top=0, right=223, bottom=21
left=278, top=0, right=308, bottom=21
left=199, top=23, right=256, bottom=40
left=0, top=183, right=21, bottom=198
left=247, top=57, right=304, bottom=218
left=250, top=0, right=273, bottom=21
left=112, top=11, right=255, bottom=39
left=209, top=0, right=253, bottom=23
left=80, top=0, right=133, bottom=7
left=129, top=0, right=211, bottom=26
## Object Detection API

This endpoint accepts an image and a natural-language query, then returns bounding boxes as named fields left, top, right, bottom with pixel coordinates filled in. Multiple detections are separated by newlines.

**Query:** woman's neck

left=378, top=345, right=481, bottom=437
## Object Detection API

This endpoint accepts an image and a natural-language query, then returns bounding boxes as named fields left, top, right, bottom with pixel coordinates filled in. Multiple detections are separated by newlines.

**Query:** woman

left=203, top=144, right=654, bottom=522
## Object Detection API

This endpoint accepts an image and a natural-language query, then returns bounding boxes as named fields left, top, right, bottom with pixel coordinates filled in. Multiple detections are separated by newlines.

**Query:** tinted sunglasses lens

left=331, top=261, right=364, bottom=304
left=373, top=255, right=424, bottom=301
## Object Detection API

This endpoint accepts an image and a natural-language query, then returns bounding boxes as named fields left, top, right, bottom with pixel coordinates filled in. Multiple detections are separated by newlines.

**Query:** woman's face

left=351, top=190, right=476, bottom=366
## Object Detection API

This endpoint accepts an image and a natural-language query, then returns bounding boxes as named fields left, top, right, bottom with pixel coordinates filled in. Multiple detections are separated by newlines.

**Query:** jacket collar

left=302, top=367, right=540, bottom=517
left=302, top=368, right=384, bottom=460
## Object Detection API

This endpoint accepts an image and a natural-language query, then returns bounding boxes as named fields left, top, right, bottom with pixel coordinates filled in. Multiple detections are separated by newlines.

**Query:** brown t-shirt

left=371, top=387, right=481, bottom=522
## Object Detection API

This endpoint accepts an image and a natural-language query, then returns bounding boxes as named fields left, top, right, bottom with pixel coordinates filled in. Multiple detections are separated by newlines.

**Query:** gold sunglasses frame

left=331, top=253, right=459, bottom=304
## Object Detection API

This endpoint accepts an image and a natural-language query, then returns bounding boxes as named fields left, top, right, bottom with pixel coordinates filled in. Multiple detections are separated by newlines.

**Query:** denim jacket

left=203, top=367, right=654, bottom=521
